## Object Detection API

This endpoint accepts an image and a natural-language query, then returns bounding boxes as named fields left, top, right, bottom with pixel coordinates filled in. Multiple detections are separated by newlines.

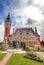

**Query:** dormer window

left=26, top=30, right=29, bottom=34
left=16, top=30, right=19, bottom=35
left=20, top=32, right=22, bottom=35
left=29, top=30, right=32, bottom=34
left=17, top=30, right=19, bottom=33
left=23, top=31, right=26, bottom=34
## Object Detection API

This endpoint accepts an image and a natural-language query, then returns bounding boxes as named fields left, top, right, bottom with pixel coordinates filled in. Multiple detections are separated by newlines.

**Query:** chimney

left=13, top=28, right=14, bottom=34
left=35, top=27, right=37, bottom=33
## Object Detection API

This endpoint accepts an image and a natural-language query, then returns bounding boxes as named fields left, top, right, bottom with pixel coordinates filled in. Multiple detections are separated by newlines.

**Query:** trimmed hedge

left=24, top=52, right=44, bottom=63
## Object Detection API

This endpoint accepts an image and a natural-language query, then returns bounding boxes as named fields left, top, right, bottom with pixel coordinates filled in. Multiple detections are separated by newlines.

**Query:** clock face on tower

left=5, top=22, right=11, bottom=28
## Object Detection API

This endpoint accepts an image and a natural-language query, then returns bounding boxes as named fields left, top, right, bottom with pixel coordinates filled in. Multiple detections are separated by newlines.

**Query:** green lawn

left=0, top=53, right=6, bottom=61
left=6, top=54, right=44, bottom=65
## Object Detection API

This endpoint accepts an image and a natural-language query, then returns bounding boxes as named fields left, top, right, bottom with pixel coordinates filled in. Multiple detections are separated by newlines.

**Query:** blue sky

left=0, top=0, right=16, bottom=25
left=0, top=0, right=44, bottom=42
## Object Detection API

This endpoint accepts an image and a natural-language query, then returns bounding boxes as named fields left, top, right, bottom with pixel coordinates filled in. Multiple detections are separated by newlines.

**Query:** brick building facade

left=4, top=14, right=40, bottom=48
left=9, top=27, right=40, bottom=47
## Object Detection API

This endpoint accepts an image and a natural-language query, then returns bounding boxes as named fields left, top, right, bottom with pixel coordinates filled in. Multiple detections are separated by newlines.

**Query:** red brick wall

left=37, top=37, right=40, bottom=45
left=4, top=28, right=10, bottom=37
left=4, top=28, right=10, bottom=44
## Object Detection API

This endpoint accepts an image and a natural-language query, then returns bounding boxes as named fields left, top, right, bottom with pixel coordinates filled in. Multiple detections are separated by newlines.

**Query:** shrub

left=27, top=52, right=37, bottom=58
left=1, top=43, right=9, bottom=51
left=26, top=46, right=33, bottom=51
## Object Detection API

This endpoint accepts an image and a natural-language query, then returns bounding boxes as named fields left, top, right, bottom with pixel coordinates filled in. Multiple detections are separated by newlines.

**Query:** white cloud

left=10, top=26, right=13, bottom=34
left=33, top=0, right=44, bottom=7
left=0, top=25, right=4, bottom=42
left=12, top=6, right=43, bottom=21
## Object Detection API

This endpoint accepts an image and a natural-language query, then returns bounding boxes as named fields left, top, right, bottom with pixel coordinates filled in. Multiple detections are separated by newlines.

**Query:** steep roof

left=15, top=28, right=34, bottom=34
left=5, top=13, right=11, bottom=23
left=14, top=28, right=40, bottom=37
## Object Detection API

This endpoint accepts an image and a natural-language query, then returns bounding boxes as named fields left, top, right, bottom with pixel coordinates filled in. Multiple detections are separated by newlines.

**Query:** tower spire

left=5, top=13, right=11, bottom=23
left=7, top=13, right=10, bottom=20
left=8, top=13, right=10, bottom=18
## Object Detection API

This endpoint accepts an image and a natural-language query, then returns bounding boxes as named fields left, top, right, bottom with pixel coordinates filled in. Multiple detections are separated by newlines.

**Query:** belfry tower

left=4, top=14, right=11, bottom=44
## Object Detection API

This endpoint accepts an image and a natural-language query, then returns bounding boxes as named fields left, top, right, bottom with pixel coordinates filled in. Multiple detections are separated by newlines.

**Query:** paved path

left=0, top=53, right=13, bottom=65
left=7, top=49, right=26, bottom=54
left=0, top=49, right=26, bottom=54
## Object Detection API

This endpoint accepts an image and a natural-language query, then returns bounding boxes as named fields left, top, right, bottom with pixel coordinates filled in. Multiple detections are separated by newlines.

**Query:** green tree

left=41, top=40, right=44, bottom=46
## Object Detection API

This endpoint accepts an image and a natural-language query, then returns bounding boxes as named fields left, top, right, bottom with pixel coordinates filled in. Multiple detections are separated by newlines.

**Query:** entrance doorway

left=13, top=40, right=19, bottom=49
left=20, top=42, right=26, bottom=50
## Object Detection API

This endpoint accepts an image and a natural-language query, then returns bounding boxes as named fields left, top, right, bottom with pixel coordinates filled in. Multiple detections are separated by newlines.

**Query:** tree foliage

left=41, top=40, right=44, bottom=46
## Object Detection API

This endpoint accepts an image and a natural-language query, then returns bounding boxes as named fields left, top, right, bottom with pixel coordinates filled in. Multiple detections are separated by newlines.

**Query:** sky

left=0, top=0, right=44, bottom=42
